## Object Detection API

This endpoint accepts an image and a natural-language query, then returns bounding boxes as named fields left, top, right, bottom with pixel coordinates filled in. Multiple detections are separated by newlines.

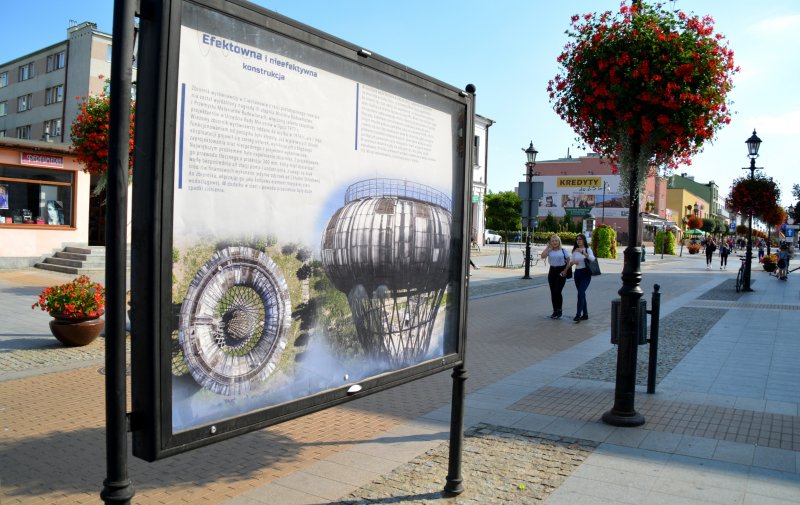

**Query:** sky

left=2, top=0, right=798, bottom=206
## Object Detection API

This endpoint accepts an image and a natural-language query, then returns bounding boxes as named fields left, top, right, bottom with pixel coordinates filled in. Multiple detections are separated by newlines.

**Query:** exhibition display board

left=131, top=0, right=472, bottom=461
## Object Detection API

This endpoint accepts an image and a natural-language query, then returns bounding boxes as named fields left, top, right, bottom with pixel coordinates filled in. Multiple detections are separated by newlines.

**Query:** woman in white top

left=569, top=233, right=596, bottom=322
left=540, top=234, right=572, bottom=319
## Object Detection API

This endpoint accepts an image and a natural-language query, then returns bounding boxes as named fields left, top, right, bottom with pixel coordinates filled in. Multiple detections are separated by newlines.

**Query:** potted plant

left=32, top=275, right=106, bottom=346
left=687, top=243, right=702, bottom=255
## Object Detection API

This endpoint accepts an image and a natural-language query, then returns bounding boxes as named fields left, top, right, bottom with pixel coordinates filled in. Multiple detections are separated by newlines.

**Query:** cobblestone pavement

left=336, top=424, right=597, bottom=504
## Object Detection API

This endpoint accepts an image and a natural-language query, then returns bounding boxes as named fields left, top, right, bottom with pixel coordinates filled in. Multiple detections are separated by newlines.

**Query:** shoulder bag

left=586, top=251, right=601, bottom=276
left=562, top=249, right=573, bottom=279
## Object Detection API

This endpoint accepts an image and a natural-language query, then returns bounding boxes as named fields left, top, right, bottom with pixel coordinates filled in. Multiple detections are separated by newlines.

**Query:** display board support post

left=101, top=0, right=136, bottom=503
left=444, top=364, right=467, bottom=495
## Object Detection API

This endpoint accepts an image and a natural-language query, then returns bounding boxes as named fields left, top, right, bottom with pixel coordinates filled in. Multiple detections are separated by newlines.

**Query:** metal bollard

left=646, top=284, right=661, bottom=394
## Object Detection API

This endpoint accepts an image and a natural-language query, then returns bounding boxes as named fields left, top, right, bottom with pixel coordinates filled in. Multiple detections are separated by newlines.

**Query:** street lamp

left=522, top=141, right=538, bottom=279
left=601, top=181, right=610, bottom=224
left=741, top=129, right=762, bottom=292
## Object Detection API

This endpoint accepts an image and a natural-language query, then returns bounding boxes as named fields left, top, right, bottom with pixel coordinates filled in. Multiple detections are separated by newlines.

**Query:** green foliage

left=485, top=191, right=522, bottom=240
left=654, top=230, right=676, bottom=255
left=539, top=213, right=559, bottom=233
left=591, top=225, right=617, bottom=258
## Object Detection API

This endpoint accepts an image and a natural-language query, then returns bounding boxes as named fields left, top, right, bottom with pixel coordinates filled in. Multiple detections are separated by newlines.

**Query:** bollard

left=646, top=284, right=661, bottom=394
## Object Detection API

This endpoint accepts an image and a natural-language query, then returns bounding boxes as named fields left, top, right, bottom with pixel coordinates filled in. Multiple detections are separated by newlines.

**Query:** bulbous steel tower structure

left=321, top=179, right=452, bottom=366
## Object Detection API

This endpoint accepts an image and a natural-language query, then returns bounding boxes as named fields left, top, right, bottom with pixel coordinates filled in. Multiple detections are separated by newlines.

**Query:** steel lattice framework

left=178, top=246, right=292, bottom=396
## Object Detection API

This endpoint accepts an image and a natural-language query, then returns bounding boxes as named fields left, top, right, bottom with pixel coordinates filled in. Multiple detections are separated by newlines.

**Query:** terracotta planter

left=49, top=315, right=105, bottom=347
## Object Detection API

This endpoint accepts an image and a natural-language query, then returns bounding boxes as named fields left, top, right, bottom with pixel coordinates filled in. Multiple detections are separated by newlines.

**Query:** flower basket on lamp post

left=549, top=1, right=737, bottom=427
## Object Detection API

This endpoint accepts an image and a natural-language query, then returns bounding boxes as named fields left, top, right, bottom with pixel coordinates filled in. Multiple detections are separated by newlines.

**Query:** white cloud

left=749, top=14, right=800, bottom=34
left=748, top=109, right=800, bottom=135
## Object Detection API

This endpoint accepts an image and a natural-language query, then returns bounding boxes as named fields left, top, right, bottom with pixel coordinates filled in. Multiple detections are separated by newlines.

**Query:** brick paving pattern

left=511, top=386, right=800, bottom=451
left=336, top=423, right=597, bottom=504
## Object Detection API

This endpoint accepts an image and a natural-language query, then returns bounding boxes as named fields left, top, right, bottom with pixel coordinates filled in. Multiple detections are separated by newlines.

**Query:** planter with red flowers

left=32, top=275, right=106, bottom=346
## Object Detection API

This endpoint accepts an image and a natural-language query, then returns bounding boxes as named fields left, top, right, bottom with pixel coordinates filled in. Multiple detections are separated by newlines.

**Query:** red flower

left=549, top=1, right=737, bottom=173
left=32, top=275, right=106, bottom=319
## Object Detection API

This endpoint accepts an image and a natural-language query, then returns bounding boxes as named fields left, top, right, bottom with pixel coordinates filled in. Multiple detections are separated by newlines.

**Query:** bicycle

left=735, top=255, right=747, bottom=292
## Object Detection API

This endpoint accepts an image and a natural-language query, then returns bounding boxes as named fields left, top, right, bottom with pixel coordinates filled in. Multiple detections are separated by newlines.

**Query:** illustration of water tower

left=321, top=179, right=452, bottom=367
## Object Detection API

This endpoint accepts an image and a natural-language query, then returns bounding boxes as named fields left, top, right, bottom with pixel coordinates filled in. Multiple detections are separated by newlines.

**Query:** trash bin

left=610, top=298, right=648, bottom=345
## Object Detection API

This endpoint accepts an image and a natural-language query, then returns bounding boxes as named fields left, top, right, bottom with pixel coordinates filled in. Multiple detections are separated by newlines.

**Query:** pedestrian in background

left=705, top=237, right=717, bottom=270
left=541, top=234, right=572, bottom=319
left=719, top=240, right=730, bottom=270
left=569, top=233, right=595, bottom=322
left=777, top=244, right=789, bottom=280
left=758, top=241, right=765, bottom=262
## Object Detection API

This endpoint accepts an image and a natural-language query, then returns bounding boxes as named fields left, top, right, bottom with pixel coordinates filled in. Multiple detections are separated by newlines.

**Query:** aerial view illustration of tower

left=178, top=246, right=292, bottom=396
left=321, top=179, right=452, bottom=367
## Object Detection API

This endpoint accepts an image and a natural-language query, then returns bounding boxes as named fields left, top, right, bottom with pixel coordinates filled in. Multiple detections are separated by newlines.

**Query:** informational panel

left=132, top=0, right=471, bottom=460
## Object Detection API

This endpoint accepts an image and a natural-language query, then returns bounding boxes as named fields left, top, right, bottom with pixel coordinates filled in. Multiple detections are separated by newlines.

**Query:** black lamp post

left=522, top=141, right=538, bottom=279
left=741, top=129, right=762, bottom=292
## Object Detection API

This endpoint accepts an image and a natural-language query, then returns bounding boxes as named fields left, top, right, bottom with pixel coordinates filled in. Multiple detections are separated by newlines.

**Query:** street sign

left=471, top=195, right=480, bottom=203
left=786, top=224, right=799, bottom=230
left=519, top=181, right=544, bottom=222
left=729, top=222, right=736, bottom=232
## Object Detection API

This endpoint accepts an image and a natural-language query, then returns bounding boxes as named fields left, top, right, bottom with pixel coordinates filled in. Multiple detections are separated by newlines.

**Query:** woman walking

left=569, top=233, right=595, bottom=322
left=719, top=240, right=730, bottom=270
left=705, top=237, right=717, bottom=270
left=541, top=234, right=572, bottom=319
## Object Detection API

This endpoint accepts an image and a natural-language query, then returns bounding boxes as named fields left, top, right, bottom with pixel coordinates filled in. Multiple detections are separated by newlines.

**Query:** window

left=0, top=165, right=74, bottom=226
left=0, top=72, right=7, bottom=87
left=17, top=94, right=33, bottom=112
left=43, top=118, right=62, bottom=137
left=0, top=131, right=5, bottom=138
left=0, top=101, right=6, bottom=117
left=16, top=125, right=31, bottom=139
left=45, top=85, right=64, bottom=105
left=107, top=44, right=113, bottom=62
left=18, top=62, right=35, bottom=81
left=472, top=135, right=480, bottom=166
left=46, top=51, right=66, bottom=72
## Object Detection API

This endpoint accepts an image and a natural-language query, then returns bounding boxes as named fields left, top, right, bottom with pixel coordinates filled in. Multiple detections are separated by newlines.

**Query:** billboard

left=538, top=175, right=627, bottom=218
left=132, top=0, right=471, bottom=460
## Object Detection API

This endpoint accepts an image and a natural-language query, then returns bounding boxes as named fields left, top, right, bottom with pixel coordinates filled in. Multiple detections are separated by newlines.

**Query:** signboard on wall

left=132, top=0, right=471, bottom=461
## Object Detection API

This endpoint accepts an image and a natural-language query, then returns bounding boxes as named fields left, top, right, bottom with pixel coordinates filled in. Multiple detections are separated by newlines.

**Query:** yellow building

left=666, top=188, right=709, bottom=229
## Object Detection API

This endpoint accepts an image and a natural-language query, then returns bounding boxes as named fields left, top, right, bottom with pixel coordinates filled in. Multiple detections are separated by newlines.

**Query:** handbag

left=586, top=256, right=601, bottom=276
left=562, top=250, right=573, bottom=279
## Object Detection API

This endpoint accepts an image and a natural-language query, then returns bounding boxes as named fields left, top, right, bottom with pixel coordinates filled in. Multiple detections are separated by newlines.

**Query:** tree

left=485, top=191, right=522, bottom=268
left=687, top=215, right=703, bottom=230
left=549, top=1, right=737, bottom=427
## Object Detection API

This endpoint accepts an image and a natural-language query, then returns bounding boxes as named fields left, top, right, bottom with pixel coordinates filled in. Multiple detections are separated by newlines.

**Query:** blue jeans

left=574, top=267, right=591, bottom=317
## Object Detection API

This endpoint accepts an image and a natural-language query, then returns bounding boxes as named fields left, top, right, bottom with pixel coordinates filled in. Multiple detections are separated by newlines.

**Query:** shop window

left=0, top=165, right=74, bottom=226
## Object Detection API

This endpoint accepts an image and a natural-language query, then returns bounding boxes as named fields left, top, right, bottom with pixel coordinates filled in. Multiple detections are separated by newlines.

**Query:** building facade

left=0, top=138, right=91, bottom=266
left=0, top=22, right=113, bottom=143
left=471, top=114, right=494, bottom=245
left=532, top=154, right=672, bottom=245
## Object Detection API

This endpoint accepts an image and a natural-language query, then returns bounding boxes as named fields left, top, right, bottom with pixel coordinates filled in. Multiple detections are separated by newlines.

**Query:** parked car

left=484, top=229, right=502, bottom=244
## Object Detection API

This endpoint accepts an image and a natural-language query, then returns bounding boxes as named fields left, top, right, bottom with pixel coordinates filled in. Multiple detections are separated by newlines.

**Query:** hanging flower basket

left=726, top=174, right=780, bottom=217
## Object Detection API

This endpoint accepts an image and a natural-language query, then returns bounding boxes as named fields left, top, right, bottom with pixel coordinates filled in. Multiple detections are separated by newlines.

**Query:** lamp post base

left=602, top=409, right=645, bottom=427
